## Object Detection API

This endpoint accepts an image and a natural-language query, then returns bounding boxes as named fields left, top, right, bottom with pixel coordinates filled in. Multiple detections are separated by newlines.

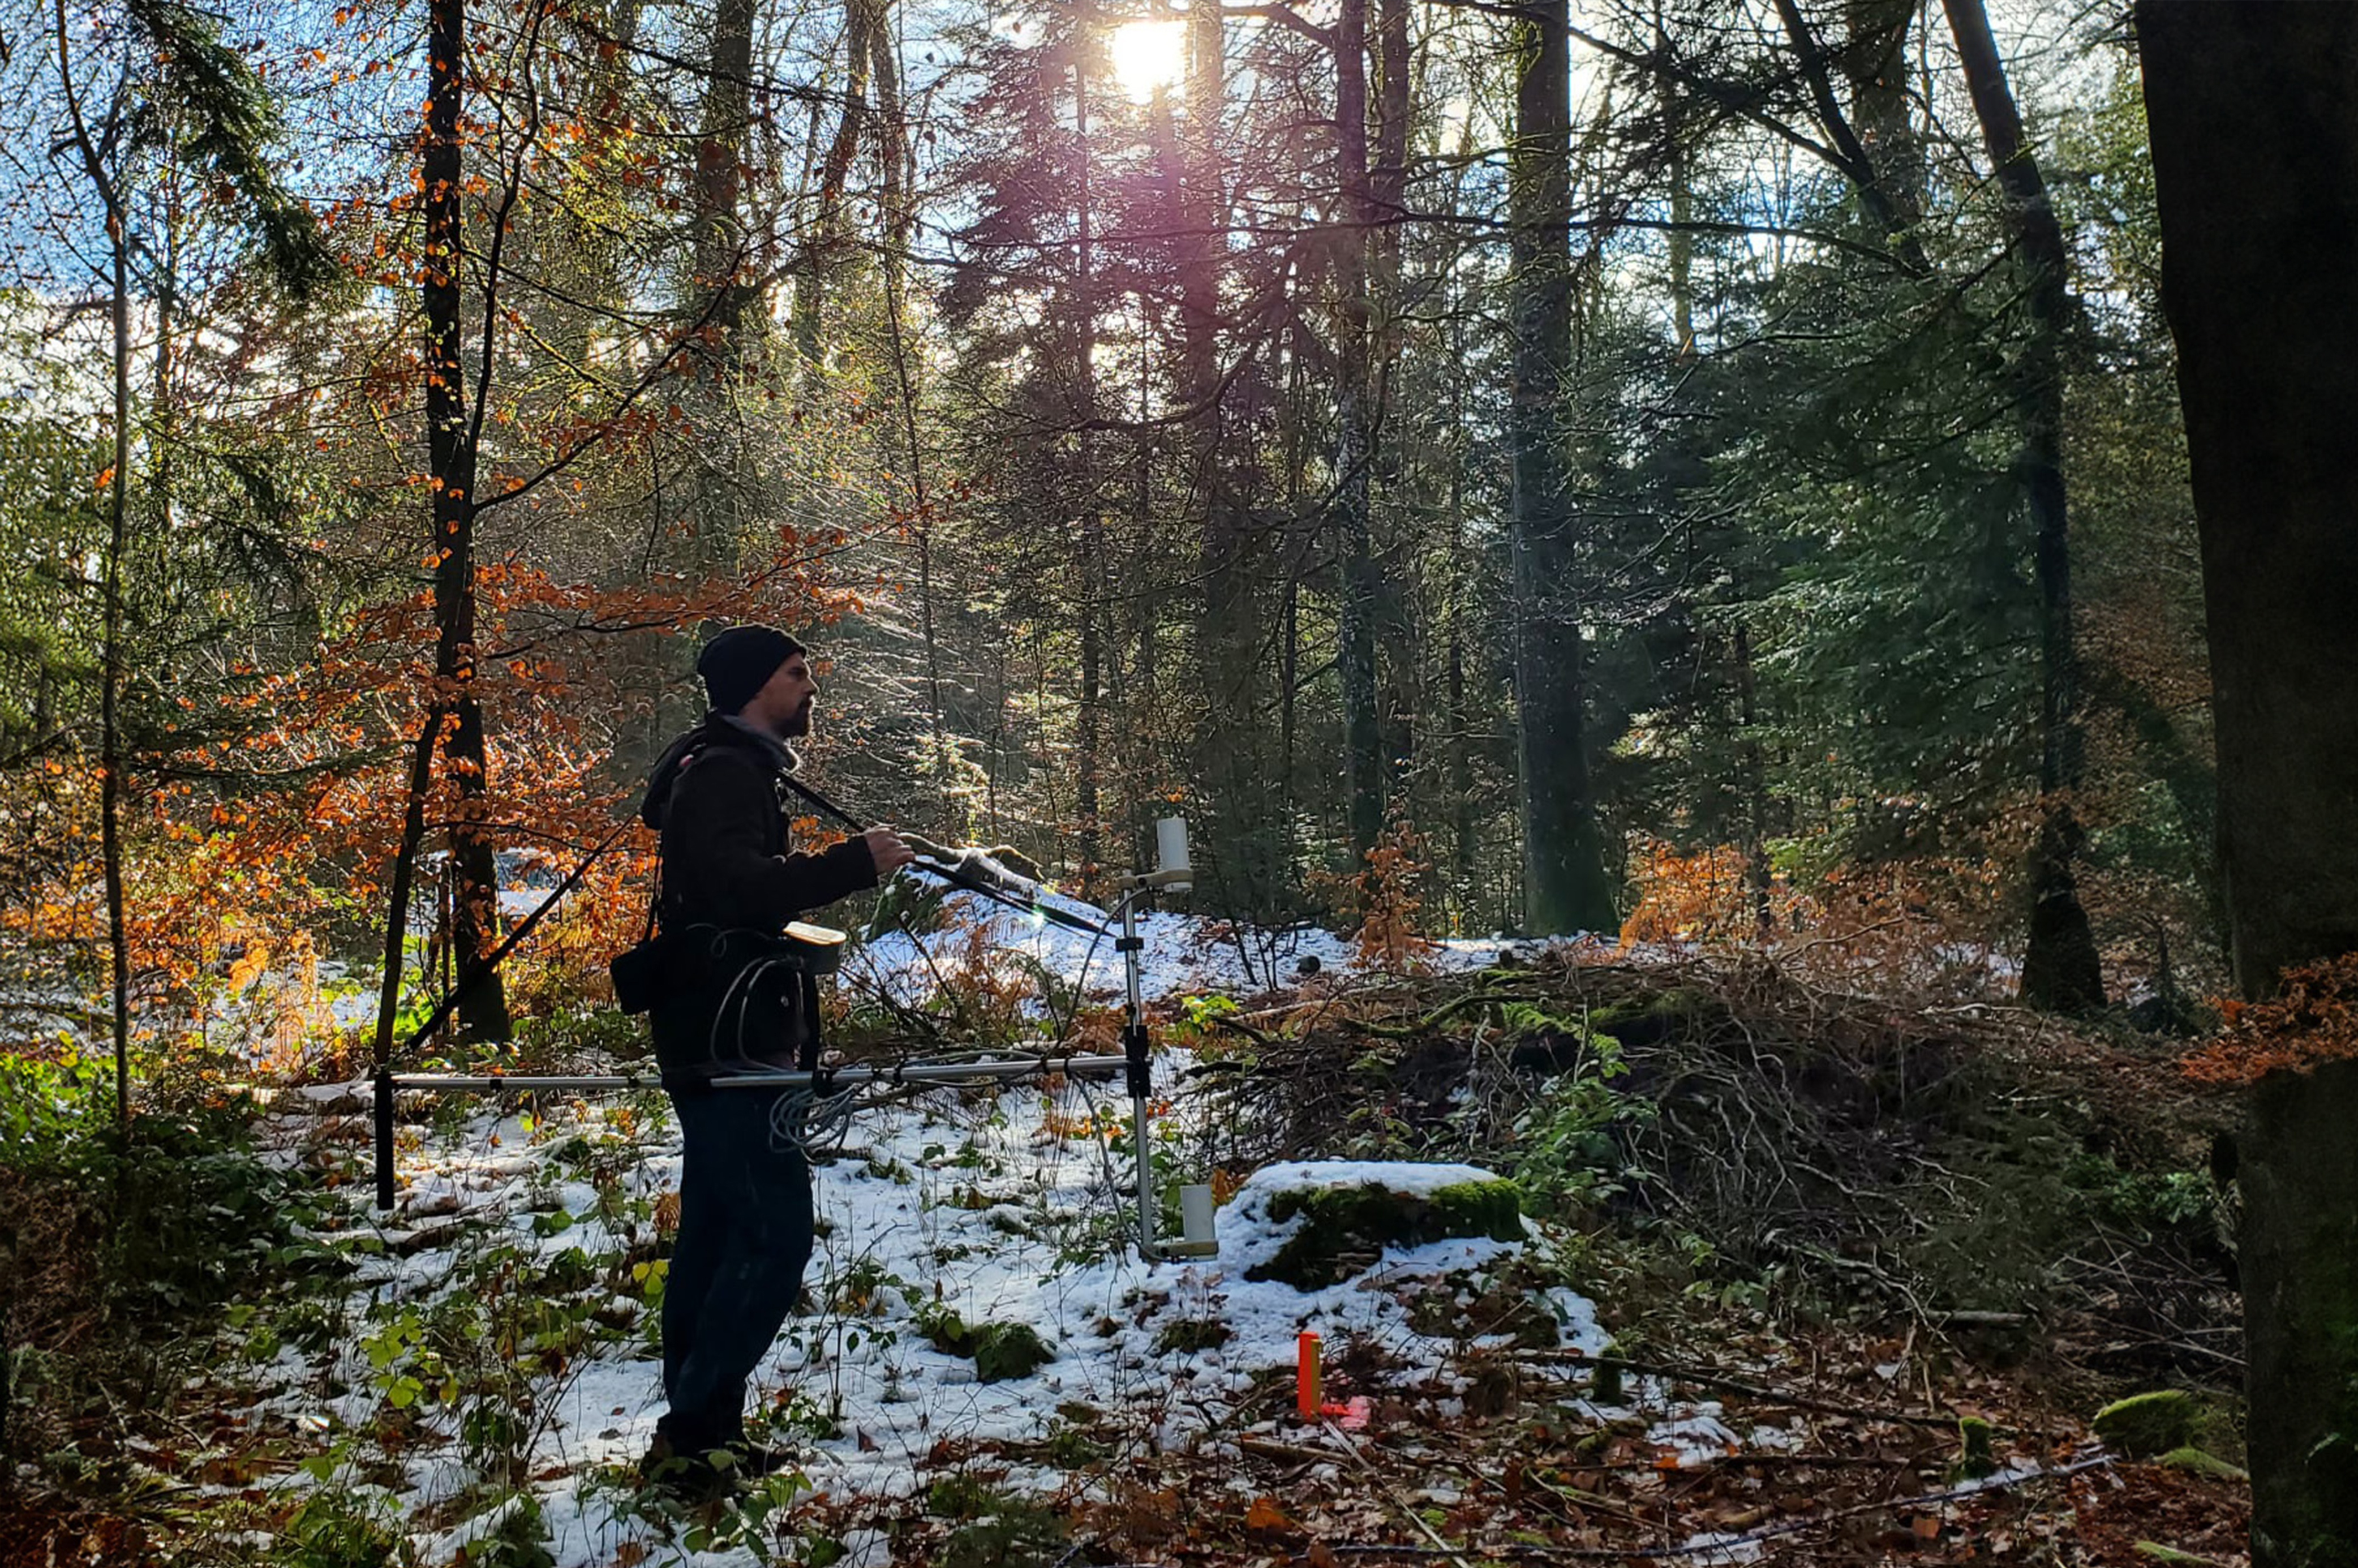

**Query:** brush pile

left=1182, top=945, right=2242, bottom=1390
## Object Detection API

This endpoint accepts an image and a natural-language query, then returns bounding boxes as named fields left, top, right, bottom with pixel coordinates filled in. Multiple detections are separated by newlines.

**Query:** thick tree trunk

left=676, top=0, right=761, bottom=738
left=694, top=0, right=757, bottom=355
left=1772, top=0, right=1929, bottom=273
left=1940, top=0, right=2103, bottom=1015
left=1840, top=0, right=1921, bottom=239
left=1161, top=38, right=1259, bottom=903
left=1370, top=0, right=1416, bottom=804
left=425, top=0, right=510, bottom=1042
left=2139, top=5, right=2358, bottom=1562
left=687, top=0, right=758, bottom=590
left=1508, top=0, right=1615, bottom=935
left=2238, top=1058, right=2358, bottom=1568
left=867, top=0, right=909, bottom=291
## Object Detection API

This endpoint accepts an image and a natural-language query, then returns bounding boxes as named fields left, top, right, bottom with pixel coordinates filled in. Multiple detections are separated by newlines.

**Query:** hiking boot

left=717, top=1436, right=798, bottom=1481
left=637, top=1432, right=730, bottom=1505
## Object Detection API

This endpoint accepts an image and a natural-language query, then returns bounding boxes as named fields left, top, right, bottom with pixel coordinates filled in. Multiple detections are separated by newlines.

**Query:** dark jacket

left=640, top=716, right=877, bottom=1080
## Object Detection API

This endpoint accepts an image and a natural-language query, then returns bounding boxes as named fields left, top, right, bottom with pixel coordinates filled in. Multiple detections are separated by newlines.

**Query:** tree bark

left=1772, top=0, right=1928, bottom=272
left=693, top=0, right=757, bottom=357
left=1072, top=58, right=1104, bottom=892
left=793, top=0, right=874, bottom=369
left=424, top=0, right=510, bottom=1042
left=1335, top=0, right=1386, bottom=863
left=678, top=0, right=761, bottom=711
left=54, top=8, right=136, bottom=1124
left=1840, top=0, right=1921, bottom=239
left=1508, top=0, right=1616, bottom=935
left=1939, top=0, right=2103, bottom=1015
left=99, top=123, right=134, bottom=1131
left=2139, top=5, right=2358, bottom=1561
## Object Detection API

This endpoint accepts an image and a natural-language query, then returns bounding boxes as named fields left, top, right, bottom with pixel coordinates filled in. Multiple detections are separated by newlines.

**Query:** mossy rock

left=2093, top=1390, right=2201, bottom=1457
left=1247, top=1178, right=1523, bottom=1290
left=2155, top=1446, right=2248, bottom=1482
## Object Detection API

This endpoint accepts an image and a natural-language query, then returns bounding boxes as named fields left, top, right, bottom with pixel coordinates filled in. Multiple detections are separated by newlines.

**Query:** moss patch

left=2156, top=1447, right=2248, bottom=1482
left=924, top=1311, right=1056, bottom=1382
left=973, top=1324, right=1054, bottom=1382
left=1584, top=989, right=1710, bottom=1048
left=2094, top=1390, right=2201, bottom=1457
left=1248, top=1178, right=1523, bottom=1290
left=1952, top=1416, right=1998, bottom=1481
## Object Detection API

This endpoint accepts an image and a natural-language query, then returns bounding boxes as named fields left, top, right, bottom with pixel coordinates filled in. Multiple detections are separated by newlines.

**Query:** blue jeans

left=660, top=1085, right=814, bottom=1449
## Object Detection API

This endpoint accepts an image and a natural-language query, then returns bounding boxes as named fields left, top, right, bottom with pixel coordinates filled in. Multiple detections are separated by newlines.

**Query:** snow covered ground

left=261, top=1071, right=1625, bottom=1566
left=215, top=908, right=1826, bottom=1566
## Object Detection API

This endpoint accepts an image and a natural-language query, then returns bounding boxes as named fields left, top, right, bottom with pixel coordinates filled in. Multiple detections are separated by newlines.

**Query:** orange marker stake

left=1296, top=1331, right=1322, bottom=1420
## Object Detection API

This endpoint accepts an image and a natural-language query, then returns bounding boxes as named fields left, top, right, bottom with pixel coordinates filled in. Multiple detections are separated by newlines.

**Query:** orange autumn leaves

left=2183, top=951, right=2358, bottom=1084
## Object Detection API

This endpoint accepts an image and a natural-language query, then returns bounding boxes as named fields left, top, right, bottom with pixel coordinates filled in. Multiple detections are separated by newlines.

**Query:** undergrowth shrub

left=0, top=1046, right=329, bottom=1468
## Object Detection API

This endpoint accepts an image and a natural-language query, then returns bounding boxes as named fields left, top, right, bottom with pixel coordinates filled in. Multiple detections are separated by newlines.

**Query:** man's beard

left=781, top=698, right=814, bottom=738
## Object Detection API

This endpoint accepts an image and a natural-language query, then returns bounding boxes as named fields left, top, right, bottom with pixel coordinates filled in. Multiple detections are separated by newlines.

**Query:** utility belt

left=609, top=921, right=845, bottom=1017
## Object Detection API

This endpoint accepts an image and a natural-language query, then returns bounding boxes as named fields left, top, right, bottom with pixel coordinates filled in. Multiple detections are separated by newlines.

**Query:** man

left=635, top=625, right=913, bottom=1496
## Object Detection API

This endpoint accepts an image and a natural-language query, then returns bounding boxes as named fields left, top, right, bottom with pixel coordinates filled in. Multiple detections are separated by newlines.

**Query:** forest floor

left=0, top=929, right=2252, bottom=1567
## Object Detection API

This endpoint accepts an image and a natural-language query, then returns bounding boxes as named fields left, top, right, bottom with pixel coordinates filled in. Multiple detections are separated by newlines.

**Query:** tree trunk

left=425, top=0, right=510, bottom=1042
left=694, top=0, right=757, bottom=355
left=1508, top=0, right=1616, bottom=935
left=1841, top=0, right=1921, bottom=239
left=1773, top=0, right=1929, bottom=273
left=1734, top=621, right=1773, bottom=935
left=868, top=0, right=909, bottom=290
left=1938, top=0, right=2104, bottom=1015
left=793, top=0, right=874, bottom=369
left=2139, top=5, right=2358, bottom=1561
left=1073, top=59, right=1104, bottom=892
left=686, top=0, right=759, bottom=591
left=55, top=14, right=136, bottom=1124
left=1334, top=0, right=1385, bottom=863
left=101, top=153, right=133, bottom=1128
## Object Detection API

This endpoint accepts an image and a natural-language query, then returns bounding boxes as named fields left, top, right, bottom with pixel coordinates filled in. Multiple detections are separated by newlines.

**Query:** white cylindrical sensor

left=1179, top=1182, right=1216, bottom=1245
left=1155, top=816, right=1191, bottom=875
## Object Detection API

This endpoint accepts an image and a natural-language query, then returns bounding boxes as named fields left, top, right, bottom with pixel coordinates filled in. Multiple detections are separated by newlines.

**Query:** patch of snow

left=1676, top=1529, right=1768, bottom=1565
left=1646, top=1406, right=1743, bottom=1466
left=846, top=893, right=1550, bottom=1011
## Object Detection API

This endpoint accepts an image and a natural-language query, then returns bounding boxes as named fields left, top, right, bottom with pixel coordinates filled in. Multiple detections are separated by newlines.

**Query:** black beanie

left=697, top=625, right=807, bottom=715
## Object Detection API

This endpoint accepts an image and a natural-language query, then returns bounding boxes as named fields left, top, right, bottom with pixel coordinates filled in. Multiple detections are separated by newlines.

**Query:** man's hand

left=864, top=825, right=916, bottom=874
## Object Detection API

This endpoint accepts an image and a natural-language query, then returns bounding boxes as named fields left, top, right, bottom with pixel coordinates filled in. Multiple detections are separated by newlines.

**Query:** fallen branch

left=1519, top=1350, right=1968, bottom=1429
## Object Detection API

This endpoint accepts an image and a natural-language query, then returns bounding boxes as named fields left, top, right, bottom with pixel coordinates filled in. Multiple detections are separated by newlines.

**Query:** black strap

left=402, top=815, right=638, bottom=1056
left=775, top=769, right=867, bottom=834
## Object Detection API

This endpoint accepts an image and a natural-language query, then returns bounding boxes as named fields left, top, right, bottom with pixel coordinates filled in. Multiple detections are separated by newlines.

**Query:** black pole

left=373, top=1065, right=396, bottom=1210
